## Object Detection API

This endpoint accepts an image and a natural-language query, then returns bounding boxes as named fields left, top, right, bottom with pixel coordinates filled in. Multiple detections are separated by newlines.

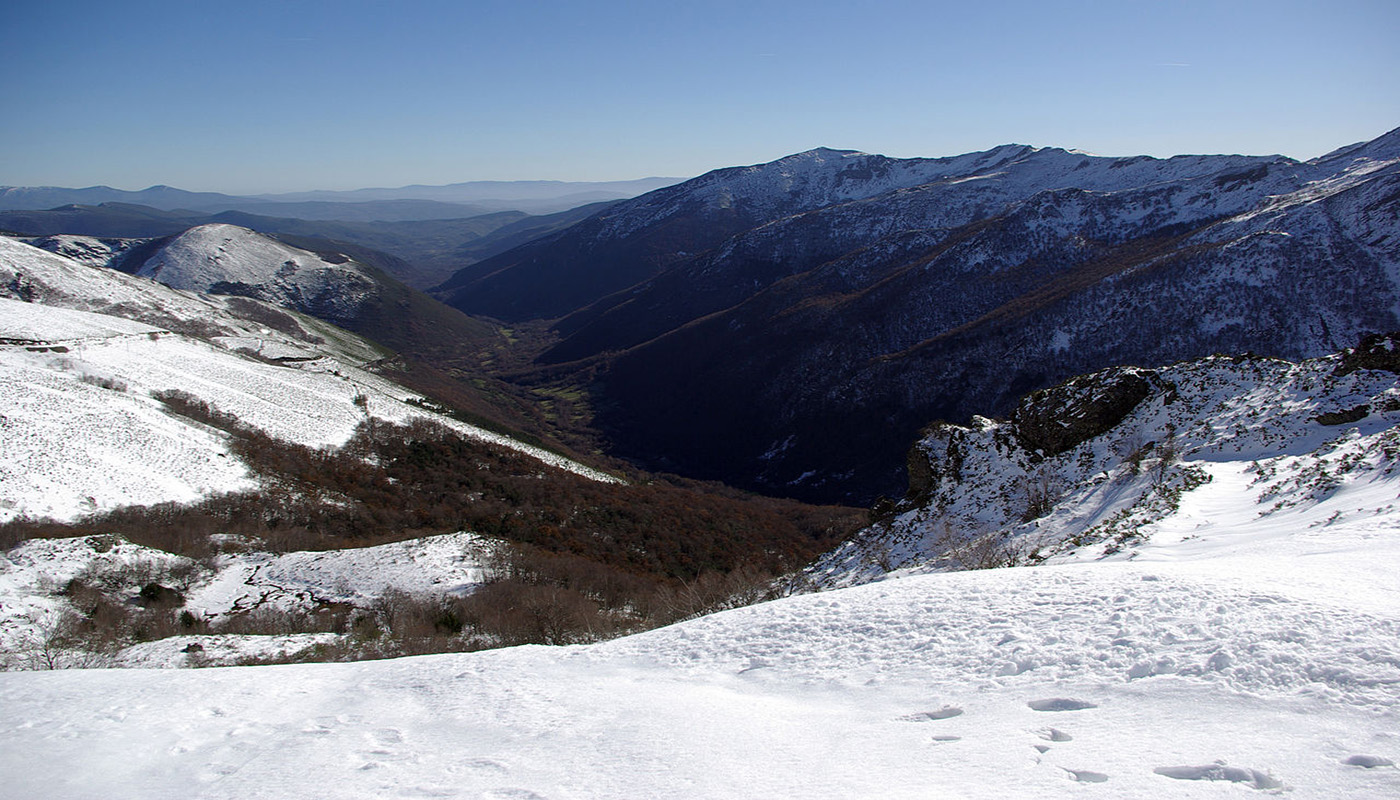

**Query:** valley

left=0, top=129, right=1397, bottom=797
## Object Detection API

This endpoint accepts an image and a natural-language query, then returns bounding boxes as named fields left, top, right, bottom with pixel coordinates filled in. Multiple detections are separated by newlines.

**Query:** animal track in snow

left=1343, top=754, right=1394, bottom=768
left=462, top=758, right=511, bottom=774
left=1035, top=727, right=1073, bottom=742
left=1064, top=769, right=1109, bottom=783
left=1154, top=763, right=1283, bottom=790
left=371, top=727, right=404, bottom=746
left=929, top=735, right=962, bottom=744
left=1028, top=698, right=1097, bottom=712
left=899, top=706, right=963, bottom=721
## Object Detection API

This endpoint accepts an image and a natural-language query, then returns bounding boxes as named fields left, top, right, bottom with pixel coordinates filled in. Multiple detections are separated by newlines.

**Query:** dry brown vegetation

left=0, top=393, right=863, bottom=660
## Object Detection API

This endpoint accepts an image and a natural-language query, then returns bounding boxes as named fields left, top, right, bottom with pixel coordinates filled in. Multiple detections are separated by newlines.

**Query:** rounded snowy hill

left=136, top=224, right=381, bottom=326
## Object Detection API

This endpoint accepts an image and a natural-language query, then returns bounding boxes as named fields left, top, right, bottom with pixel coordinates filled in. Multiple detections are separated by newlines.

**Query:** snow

left=0, top=536, right=197, bottom=657
left=0, top=239, right=617, bottom=522
left=0, top=350, right=1396, bottom=798
left=807, top=349, right=1400, bottom=588
left=0, top=331, right=258, bottom=522
left=0, top=532, right=492, bottom=664
left=136, top=224, right=379, bottom=319
left=0, top=297, right=160, bottom=341
left=115, top=633, right=342, bottom=669
left=187, top=532, right=490, bottom=617
left=3, top=337, right=1399, bottom=794
left=1, top=500, right=1397, bottom=797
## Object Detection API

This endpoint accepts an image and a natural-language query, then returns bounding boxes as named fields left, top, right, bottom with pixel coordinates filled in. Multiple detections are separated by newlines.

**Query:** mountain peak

left=791, top=147, right=866, bottom=159
left=1310, top=125, right=1400, bottom=165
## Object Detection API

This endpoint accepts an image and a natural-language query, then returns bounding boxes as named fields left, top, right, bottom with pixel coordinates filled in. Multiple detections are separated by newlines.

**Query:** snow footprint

left=1154, top=762, right=1283, bottom=790
left=1035, top=727, right=1073, bottom=742
left=1028, top=698, right=1097, bottom=712
left=1063, top=769, right=1109, bottom=783
left=372, top=727, right=405, bottom=746
left=898, top=706, right=963, bottom=722
left=461, top=758, right=511, bottom=775
left=930, top=735, right=963, bottom=745
left=1343, top=754, right=1394, bottom=768
left=357, top=727, right=413, bottom=768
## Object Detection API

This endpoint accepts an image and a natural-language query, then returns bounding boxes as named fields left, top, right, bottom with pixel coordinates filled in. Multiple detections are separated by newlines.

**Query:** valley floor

left=2, top=458, right=1397, bottom=798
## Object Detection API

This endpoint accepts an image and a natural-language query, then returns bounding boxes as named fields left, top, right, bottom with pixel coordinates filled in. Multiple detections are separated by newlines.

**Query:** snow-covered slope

left=804, top=335, right=1400, bottom=589
left=0, top=532, right=492, bottom=667
left=185, top=531, right=490, bottom=617
left=2, top=313, right=1397, bottom=796
left=1, top=234, right=381, bottom=361
left=0, top=481, right=1396, bottom=797
left=134, top=224, right=381, bottom=326
left=0, top=238, right=615, bottom=522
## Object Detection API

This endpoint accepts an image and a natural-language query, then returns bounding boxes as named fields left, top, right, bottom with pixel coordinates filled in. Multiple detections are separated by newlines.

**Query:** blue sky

left=2, top=0, right=1396, bottom=193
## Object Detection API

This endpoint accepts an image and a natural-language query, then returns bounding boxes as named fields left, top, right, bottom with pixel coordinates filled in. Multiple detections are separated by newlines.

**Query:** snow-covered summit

left=136, top=224, right=380, bottom=325
left=1310, top=124, right=1400, bottom=166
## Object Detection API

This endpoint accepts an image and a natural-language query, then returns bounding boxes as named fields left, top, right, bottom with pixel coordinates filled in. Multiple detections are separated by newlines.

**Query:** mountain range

left=0, top=177, right=684, bottom=218
left=0, top=201, right=618, bottom=290
left=433, top=129, right=1400, bottom=504
left=2, top=130, right=1399, bottom=796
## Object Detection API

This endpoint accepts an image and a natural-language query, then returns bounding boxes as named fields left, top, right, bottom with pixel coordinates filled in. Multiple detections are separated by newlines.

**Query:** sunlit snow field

left=1, top=464, right=1397, bottom=798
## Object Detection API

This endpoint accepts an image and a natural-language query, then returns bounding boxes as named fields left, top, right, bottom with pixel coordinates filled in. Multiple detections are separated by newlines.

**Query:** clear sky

left=2, top=0, right=1397, bottom=194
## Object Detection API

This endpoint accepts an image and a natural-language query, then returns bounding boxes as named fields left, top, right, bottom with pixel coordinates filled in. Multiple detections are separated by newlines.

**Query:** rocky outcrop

left=1336, top=331, right=1400, bottom=376
left=1012, top=368, right=1160, bottom=457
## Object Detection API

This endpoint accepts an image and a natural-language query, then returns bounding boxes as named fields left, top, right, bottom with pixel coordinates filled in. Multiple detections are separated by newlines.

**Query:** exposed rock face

left=1012, top=368, right=1160, bottom=457
left=802, top=335, right=1400, bottom=589
left=1336, top=331, right=1400, bottom=376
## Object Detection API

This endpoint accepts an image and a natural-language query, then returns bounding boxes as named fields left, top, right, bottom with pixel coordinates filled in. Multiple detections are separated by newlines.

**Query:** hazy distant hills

left=437, top=129, right=1400, bottom=503
left=0, top=177, right=684, bottom=218
left=0, top=176, right=685, bottom=288
left=0, top=201, right=615, bottom=289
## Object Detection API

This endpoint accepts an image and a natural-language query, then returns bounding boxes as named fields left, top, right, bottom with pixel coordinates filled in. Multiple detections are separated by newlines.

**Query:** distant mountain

left=253, top=177, right=683, bottom=207
left=0, top=178, right=684, bottom=218
left=0, top=185, right=247, bottom=214
left=437, top=129, right=1400, bottom=503
left=1, top=202, right=617, bottom=289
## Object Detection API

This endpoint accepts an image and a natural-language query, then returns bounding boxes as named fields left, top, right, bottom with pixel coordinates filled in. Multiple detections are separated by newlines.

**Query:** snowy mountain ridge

left=469, top=126, right=1400, bottom=503
left=0, top=238, right=616, bottom=522
left=801, top=334, right=1400, bottom=590
left=589, top=141, right=1314, bottom=244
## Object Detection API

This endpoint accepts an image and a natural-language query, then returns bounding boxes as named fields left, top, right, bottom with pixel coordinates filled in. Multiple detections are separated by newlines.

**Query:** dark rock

left=1336, top=331, right=1400, bottom=376
left=137, top=583, right=184, bottom=609
left=1012, top=369, right=1157, bottom=456
left=1314, top=405, right=1371, bottom=426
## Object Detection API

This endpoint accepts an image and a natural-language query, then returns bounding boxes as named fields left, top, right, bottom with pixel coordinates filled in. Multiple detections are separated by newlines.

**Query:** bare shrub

left=77, top=373, right=128, bottom=392
left=1, top=607, right=118, bottom=670
left=1021, top=467, right=1061, bottom=522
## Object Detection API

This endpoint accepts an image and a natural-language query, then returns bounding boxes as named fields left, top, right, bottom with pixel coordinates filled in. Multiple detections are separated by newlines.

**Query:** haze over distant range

left=2, top=0, right=1396, bottom=194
